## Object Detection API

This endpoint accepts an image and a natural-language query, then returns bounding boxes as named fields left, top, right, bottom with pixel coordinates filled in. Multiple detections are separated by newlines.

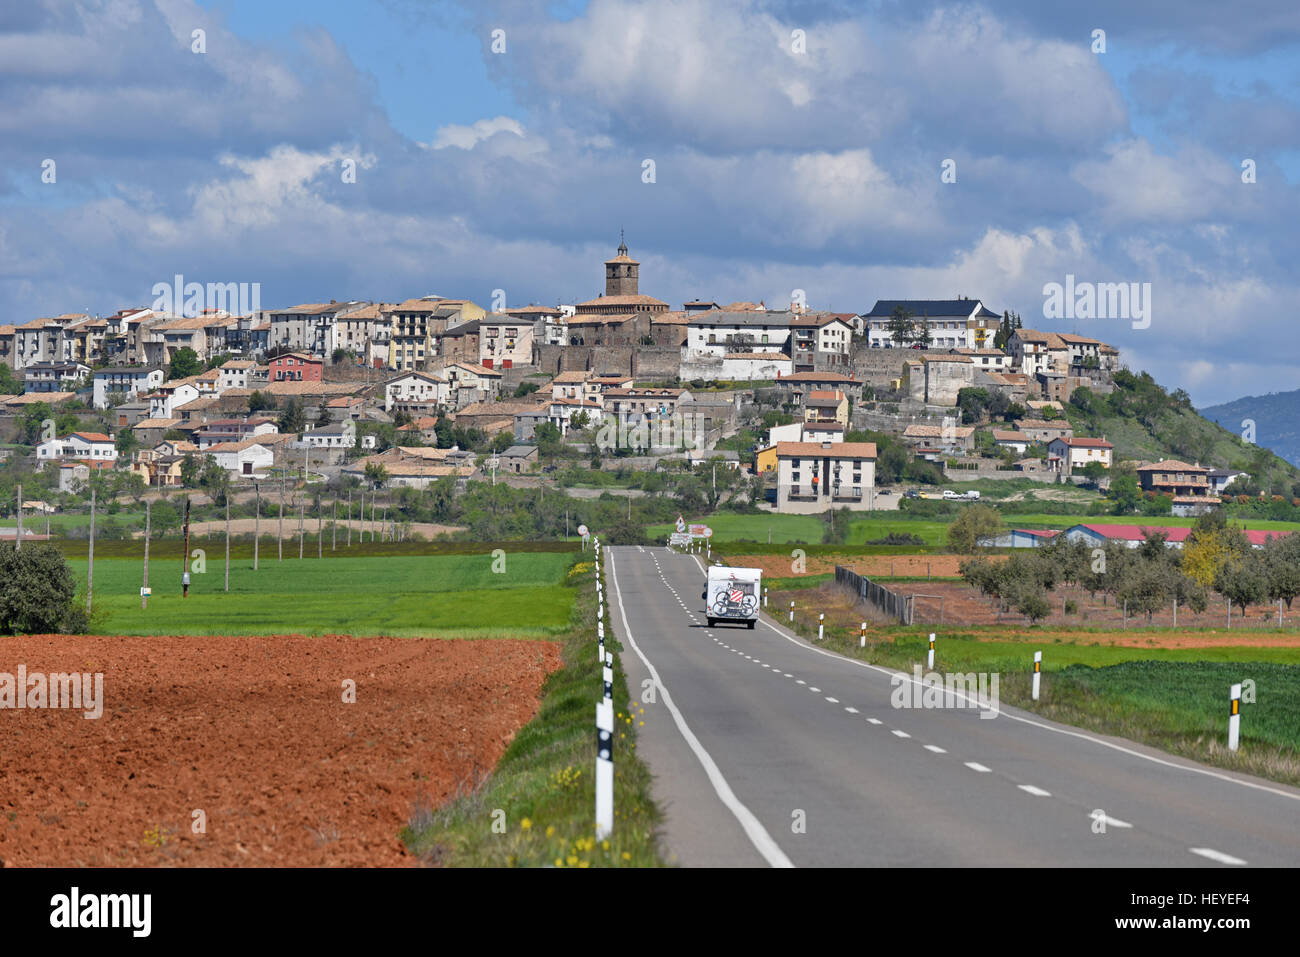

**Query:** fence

left=835, top=565, right=911, bottom=624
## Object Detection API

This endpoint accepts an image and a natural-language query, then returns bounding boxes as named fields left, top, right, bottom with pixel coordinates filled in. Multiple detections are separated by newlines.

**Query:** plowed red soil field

left=0, top=634, right=560, bottom=867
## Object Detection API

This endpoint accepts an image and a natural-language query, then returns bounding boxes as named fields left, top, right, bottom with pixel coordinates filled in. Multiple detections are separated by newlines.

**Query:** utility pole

left=14, top=484, right=21, bottom=551
left=182, top=497, right=191, bottom=598
left=86, top=487, right=96, bottom=612
left=253, top=483, right=260, bottom=570
left=141, top=499, right=151, bottom=610
left=298, top=492, right=305, bottom=559
left=332, top=496, right=337, bottom=550
left=278, top=473, right=284, bottom=561
left=347, top=488, right=352, bottom=547
left=317, top=495, right=323, bottom=558
left=224, top=494, right=230, bottom=592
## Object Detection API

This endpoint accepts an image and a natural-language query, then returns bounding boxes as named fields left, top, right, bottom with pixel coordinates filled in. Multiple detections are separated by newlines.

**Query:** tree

left=1216, top=554, right=1267, bottom=615
left=278, top=398, right=307, bottom=434
left=513, top=381, right=540, bottom=398
left=887, top=306, right=928, bottom=348
left=947, top=504, right=1003, bottom=553
left=1263, top=534, right=1300, bottom=610
left=18, top=402, right=53, bottom=445
left=363, top=461, right=389, bottom=488
left=0, top=542, right=85, bottom=634
left=115, top=427, right=139, bottom=458
left=179, top=453, right=201, bottom=487
left=1080, top=460, right=1107, bottom=483
left=0, top=363, right=21, bottom=395
left=316, top=399, right=332, bottom=427
left=1108, top=474, right=1141, bottom=515
left=168, top=347, right=202, bottom=380
left=248, top=390, right=275, bottom=413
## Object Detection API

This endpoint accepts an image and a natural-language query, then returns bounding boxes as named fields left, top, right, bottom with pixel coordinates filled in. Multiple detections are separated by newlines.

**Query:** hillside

left=1059, top=371, right=1300, bottom=492
left=1198, top=390, right=1300, bottom=468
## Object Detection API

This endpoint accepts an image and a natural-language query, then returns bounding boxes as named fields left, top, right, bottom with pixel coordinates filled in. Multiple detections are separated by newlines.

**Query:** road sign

left=689, top=524, right=713, bottom=539
left=669, top=532, right=692, bottom=546
left=675, top=515, right=686, bottom=533
left=139, top=587, right=151, bottom=597
left=577, top=523, right=589, bottom=537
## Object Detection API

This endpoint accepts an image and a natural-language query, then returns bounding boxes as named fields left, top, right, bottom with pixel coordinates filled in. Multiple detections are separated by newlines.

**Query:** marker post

left=595, top=700, right=614, bottom=839
left=817, top=613, right=824, bottom=641
left=1032, top=651, right=1042, bottom=701
left=928, top=633, right=935, bottom=670
left=1228, top=683, right=1241, bottom=751
left=789, top=600, right=795, bottom=623
left=860, top=621, right=866, bottom=648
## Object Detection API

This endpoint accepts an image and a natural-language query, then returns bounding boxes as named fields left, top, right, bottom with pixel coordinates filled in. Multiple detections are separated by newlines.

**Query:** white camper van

left=703, top=565, right=762, bottom=629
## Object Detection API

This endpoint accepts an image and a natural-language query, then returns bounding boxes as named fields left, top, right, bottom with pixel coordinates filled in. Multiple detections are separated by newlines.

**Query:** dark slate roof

left=863, top=299, right=999, bottom=320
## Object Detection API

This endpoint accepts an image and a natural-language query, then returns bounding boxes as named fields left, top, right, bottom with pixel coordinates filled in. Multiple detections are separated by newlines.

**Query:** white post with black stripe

left=928, top=633, right=935, bottom=670
left=1228, top=683, right=1242, bottom=751
left=817, top=613, right=824, bottom=641
left=598, top=618, right=605, bottom=664
left=1032, top=651, right=1042, bottom=701
left=860, top=621, right=866, bottom=648
left=595, top=697, right=614, bottom=840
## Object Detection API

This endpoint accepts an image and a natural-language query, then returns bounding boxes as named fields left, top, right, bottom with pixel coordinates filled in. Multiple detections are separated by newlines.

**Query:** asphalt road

left=605, top=545, right=1300, bottom=867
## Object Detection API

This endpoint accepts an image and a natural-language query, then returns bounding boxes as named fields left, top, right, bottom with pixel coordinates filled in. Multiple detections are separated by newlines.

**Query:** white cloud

left=430, top=116, right=525, bottom=149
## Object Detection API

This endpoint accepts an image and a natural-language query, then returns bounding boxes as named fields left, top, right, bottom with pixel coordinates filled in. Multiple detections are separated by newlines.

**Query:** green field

left=648, top=513, right=953, bottom=545
left=651, top=509, right=1300, bottom=548
left=69, top=552, right=578, bottom=637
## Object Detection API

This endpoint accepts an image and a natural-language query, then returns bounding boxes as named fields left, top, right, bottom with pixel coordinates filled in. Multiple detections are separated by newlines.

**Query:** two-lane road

left=606, top=545, right=1300, bottom=867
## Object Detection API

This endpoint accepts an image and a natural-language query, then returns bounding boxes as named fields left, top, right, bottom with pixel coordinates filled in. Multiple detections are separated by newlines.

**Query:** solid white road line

left=1018, top=785, right=1051, bottom=797
left=608, top=549, right=794, bottom=869
left=1189, top=847, right=1247, bottom=865
left=965, top=762, right=991, bottom=773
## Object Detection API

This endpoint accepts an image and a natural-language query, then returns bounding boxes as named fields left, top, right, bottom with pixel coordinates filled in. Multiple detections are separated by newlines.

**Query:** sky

left=3, top=0, right=1300, bottom=406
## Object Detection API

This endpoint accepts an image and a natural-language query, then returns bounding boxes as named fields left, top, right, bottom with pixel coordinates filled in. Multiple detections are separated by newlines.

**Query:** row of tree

left=959, top=512, right=1300, bottom=623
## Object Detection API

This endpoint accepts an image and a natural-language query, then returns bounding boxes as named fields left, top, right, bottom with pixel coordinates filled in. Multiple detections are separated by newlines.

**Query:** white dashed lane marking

left=1018, top=785, right=1051, bottom=797
left=924, top=745, right=946, bottom=754
left=891, top=730, right=910, bottom=739
left=965, top=762, right=991, bottom=773
left=867, top=718, right=882, bottom=725
left=1189, top=848, right=1247, bottom=865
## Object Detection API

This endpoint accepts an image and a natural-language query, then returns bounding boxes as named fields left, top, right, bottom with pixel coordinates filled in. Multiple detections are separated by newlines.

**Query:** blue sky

left=5, top=0, right=1300, bottom=407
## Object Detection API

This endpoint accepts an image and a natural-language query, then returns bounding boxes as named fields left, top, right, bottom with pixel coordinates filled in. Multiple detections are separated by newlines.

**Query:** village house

left=803, top=390, right=850, bottom=427
left=269, top=352, right=323, bottom=383
left=24, top=360, right=90, bottom=393
left=1047, top=436, right=1114, bottom=472
left=1136, top=460, right=1212, bottom=498
left=775, top=371, right=860, bottom=404
left=92, top=365, right=165, bottom=408
left=775, top=440, right=878, bottom=513
left=35, top=431, right=118, bottom=464
left=861, top=299, right=1001, bottom=350
left=206, top=439, right=275, bottom=477
left=479, top=315, right=535, bottom=370
left=1014, top=418, right=1074, bottom=444
left=384, top=371, right=449, bottom=412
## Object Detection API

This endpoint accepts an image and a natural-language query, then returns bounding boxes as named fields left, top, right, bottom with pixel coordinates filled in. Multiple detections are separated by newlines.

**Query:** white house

left=384, top=371, right=448, bottom=411
left=684, top=311, right=795, bottom=358
left=25, top=361, right=91, bottom=394
left=92, top=365, right=165, bottom=409
left=218, top=359, right=256, bottom=390
left=1047, top=436, right=1113, bottom=472
left=861, top=299, right=1001, bottom=350
left=144, top=382, right=200, bottom=418
left=991, top=429, right=1030, bottom=455
left=207, top=440, right=274, bottom=477
left=302, top=420, right=356, bottom=449
left=36, top=431, right=118, bottom=463
left=547, top=398, right=605, bottom=435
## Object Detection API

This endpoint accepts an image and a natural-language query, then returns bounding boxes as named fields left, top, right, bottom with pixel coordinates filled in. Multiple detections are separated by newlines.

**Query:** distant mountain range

left=1199, top=390, right=1300, bottom=467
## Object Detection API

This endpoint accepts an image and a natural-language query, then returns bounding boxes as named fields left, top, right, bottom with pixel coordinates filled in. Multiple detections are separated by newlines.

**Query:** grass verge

left=401, top=555, right=665, bottom=867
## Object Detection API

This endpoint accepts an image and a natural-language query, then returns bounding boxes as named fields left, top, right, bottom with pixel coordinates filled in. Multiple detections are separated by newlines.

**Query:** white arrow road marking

left=1092, top=813, right=1132, bottom=829
left=1189, top=848, right=1247, bottom=865
left=608, top=550, right=794, bottom=869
